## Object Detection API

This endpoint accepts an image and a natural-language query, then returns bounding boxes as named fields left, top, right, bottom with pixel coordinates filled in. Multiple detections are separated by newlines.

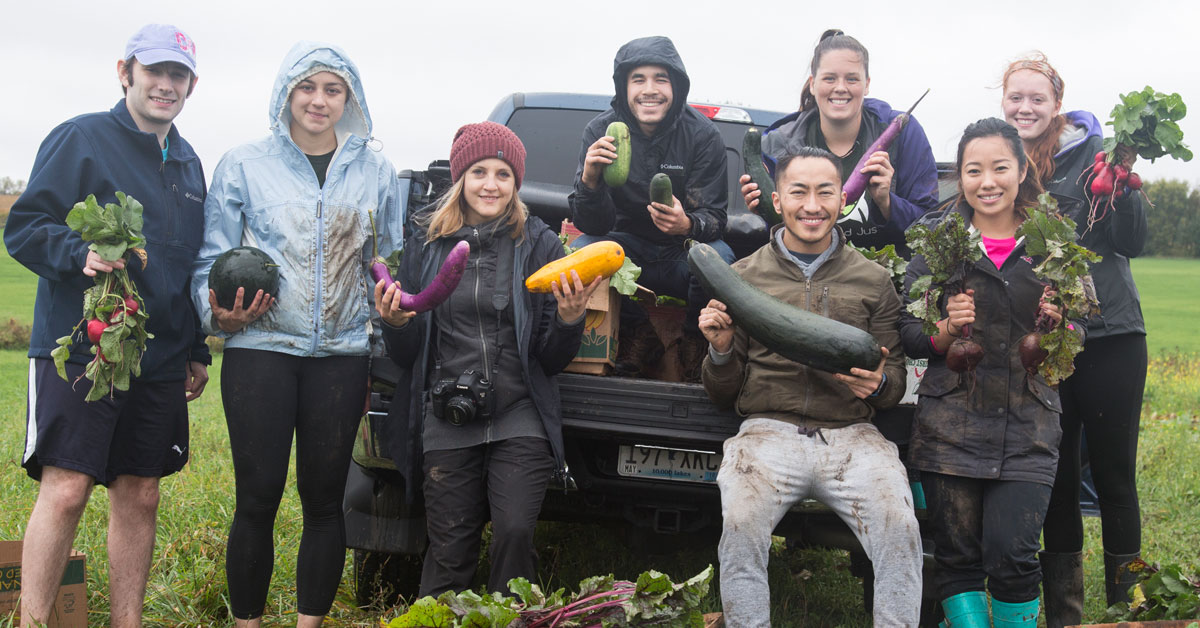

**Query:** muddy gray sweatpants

left=717, top=418, right=922, bottom=627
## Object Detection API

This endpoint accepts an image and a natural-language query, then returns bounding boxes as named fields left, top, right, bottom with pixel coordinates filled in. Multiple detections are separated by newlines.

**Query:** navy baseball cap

left=124, top=24, right=197, bottom=74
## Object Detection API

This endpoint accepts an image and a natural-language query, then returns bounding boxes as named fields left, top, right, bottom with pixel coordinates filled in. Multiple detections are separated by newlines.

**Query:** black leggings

left=222, top=348, right=368, bottom=619
left=1043, top=334, right=1146, bottom=555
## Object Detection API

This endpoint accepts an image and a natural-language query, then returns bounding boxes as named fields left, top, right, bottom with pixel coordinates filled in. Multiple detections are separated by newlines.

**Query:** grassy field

left=1130, top=257, right=1200, bottom=356
left=0, top=251, right=1195, bottom=625
left=0, top=247, right=37, bottom=325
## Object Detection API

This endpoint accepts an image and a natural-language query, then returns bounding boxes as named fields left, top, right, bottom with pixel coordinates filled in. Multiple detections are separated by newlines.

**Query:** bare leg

left=297, top=613, right=324, bottom=627
left=20, top=467, right=93, bottom=628
left=106, top=475, right=160, bottom=628
left=235, top=618, right=263, bottom=628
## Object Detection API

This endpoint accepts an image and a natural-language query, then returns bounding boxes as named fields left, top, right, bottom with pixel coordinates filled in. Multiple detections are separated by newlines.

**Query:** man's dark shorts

left=23, top=358, right=189, bottom=486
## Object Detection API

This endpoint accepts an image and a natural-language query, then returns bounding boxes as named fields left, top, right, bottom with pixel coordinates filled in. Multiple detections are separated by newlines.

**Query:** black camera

left=430, top=369, right=494, bottom=426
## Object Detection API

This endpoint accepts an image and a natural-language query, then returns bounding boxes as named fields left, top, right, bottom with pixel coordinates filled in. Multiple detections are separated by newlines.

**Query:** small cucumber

left=650, top=173, right=673, bottom=206
left=603, top=121, right=631, bottom=187
left=743, top=127, right=779, bottom=226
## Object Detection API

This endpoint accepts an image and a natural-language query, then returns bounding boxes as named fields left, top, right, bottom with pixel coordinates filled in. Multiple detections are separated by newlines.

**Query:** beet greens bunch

left=1015, top=193, right=1101, bottom=385
left=387, top=565, right=712, bottom=627
left=906, top=212, right=985, bottom=374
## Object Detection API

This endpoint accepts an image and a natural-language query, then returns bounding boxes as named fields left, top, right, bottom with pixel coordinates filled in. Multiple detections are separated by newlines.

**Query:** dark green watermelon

left=210, top=247, right=280, bottom=310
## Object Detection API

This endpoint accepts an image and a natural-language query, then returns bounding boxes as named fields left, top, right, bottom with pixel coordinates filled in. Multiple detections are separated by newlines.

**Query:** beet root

left=1019, top=332, right=1049, bottom=376
left=946, top=337, right=984, bottom=374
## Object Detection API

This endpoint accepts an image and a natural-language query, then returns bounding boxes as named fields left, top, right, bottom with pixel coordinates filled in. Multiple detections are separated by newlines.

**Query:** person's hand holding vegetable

left=859, top=151, right=895, bottom=218
left=209, top=287, right=274, bottom=333
left=551, top=270, right=603, bottom=324
left=373, top=279, right=417, bottom=328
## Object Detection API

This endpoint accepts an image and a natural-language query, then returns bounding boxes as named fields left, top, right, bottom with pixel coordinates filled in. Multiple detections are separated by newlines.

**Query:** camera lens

left=445, top=396, right=476, bottom=426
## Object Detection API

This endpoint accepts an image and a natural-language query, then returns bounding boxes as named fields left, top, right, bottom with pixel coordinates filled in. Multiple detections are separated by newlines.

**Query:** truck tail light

left=689, top=104, right=752, bottom=123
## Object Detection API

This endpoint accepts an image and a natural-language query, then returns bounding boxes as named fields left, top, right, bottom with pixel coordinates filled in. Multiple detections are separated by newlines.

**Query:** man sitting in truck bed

left=568, top=35, right=735, bottom=381
left=698, top=148, right=921, bottom=626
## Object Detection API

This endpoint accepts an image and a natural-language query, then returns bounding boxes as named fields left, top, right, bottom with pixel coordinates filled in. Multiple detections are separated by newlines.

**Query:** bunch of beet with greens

left=906, top=212, right=984, bottom=375
left=50, top=192, right=152, bottom=402
left=386, top=565, right=713, bottom=628
left=1084, top=86, right=1192, bottom=231
left=1015, top=193, right=1101, bottom=385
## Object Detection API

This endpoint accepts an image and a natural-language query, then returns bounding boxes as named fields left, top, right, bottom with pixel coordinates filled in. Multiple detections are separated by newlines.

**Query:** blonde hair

left=422, top=176, right=528, bottom=243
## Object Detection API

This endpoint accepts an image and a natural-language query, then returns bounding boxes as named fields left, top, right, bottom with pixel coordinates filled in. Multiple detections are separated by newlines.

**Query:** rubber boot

left=1103, top=550, right=1141, bottom=607
left=991, top=596, right=1039, bottom=627
left=1039, top=551, right=1083, bottom=628
left=938, top=591, right=990, bottom=628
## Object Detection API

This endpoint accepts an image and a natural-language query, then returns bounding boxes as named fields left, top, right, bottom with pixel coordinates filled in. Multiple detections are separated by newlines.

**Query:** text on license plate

left=617, top=445, right=721, bottom=483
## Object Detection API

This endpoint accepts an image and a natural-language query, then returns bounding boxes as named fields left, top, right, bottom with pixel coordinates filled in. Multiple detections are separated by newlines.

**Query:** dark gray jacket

left=899, top=202, right=1086, bottom=486
left=1046, top=110, right=1147, bottom=339
left=383, top=216, right=584, bottom=498
left=569, top=36, right=729, bottom=245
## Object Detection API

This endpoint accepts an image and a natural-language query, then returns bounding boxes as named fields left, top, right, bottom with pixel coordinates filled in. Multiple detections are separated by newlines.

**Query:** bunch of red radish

left=1089, top=149, right=1142, bottom=196
left=86, top=295, right=140, bottom=361
left=1085, top=149, right=1142, bottom=230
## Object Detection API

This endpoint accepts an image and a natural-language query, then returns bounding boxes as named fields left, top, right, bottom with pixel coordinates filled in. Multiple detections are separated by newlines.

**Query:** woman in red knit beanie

left=374, top=121, right=601, bottom=597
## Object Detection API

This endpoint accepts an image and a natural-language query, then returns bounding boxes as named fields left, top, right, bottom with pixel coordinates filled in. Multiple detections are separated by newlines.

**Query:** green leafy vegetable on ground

left=1106, top=559, right=1200, bottom=622
left=852, top=244, right=907, bottom=295
left=1016, top=193, right=1102, bottom=385
left=50, top=192, right=152, bottom=401
left=905, top=212, right=982, bottom=336
left=387, top=565, right=713, bottom=628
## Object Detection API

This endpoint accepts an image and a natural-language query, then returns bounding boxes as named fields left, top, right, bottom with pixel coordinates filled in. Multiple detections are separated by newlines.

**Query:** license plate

left=617, top=445, right=721, bottom=483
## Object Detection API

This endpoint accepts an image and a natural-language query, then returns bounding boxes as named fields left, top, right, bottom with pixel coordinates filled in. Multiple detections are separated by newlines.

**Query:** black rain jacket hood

left=611, top=36, right=691, bottom=133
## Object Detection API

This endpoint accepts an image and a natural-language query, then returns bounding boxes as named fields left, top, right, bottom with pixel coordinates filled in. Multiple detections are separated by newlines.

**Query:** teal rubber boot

left=938, top=591, right=990, bottom=628
left=990, top=596, right=1039, bottom=627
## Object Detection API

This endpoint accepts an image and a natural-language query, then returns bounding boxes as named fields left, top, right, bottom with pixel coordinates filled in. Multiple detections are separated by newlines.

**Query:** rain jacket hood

left=611, top=36, right=691, bottom=133
left=270, top=41, right=372, bottom=143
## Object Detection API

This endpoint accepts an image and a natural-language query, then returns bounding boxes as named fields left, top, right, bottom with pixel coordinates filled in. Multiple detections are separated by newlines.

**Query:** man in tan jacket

left=699, top=147, right=920, bottom=627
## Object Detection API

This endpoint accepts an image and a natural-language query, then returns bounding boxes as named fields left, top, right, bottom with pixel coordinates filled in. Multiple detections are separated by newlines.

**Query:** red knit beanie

left=449, top=122, right=527, bottom=188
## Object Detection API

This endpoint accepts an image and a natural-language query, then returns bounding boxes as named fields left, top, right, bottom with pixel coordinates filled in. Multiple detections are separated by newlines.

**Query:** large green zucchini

left=687, top=243, right=882, bottom=374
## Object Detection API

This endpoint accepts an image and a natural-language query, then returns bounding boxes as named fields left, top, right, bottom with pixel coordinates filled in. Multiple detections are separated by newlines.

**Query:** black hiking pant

left=419, top=436, right=556, bottom=597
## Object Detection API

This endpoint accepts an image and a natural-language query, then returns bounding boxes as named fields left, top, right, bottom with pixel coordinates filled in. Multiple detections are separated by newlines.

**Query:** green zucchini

left=743, top=127, right=779, bottom=226
left=650, top=173, right=673, bottom=206
left=603, top=121, right=630, bottom=187
left=687, top=243, right=882, bottom=374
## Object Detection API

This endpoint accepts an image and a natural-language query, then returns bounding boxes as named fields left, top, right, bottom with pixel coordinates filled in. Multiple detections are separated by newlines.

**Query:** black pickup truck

left=343, top=92, right=958, bottom=620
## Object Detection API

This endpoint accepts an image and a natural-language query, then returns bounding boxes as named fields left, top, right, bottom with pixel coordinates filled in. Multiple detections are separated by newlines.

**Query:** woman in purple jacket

left=740, top=28, right=940, bottom=256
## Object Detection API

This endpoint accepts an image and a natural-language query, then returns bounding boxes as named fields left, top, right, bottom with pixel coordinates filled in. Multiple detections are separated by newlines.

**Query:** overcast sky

left=3, top=0, right=1198, bottom=189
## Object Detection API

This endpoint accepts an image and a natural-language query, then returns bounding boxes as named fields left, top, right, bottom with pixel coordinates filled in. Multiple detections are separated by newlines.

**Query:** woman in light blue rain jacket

left=191, top=41, right=403, bottom=626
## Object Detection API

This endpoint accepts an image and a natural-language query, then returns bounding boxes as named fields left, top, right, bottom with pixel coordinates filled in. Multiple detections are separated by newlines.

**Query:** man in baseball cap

left=6, top=23, right=209, bottom=627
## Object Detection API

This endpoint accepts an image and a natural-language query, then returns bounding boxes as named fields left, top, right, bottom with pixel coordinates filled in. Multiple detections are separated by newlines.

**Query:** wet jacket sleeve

left=701, top=326, right=749, bottom=411
left=191, top=155, right=247, bottom=337
left=375, top=162, right=406, bottom=262
left=685, top=127, right=730, bottom=242
left=875, top=116, right=939, bottom=230
left=866, top=275, right=906, bottom=410
left=530, top=230, right=585, bottom=375
left=569, top=121, right=620, bottom=235
left=1102, top=187, right=1147, bottom=258
left=4, top=123, right=99, bottom=290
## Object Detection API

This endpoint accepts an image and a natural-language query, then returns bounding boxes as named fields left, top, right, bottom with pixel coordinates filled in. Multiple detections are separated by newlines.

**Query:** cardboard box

left=0, top=541, right=87, bottom=628
left=564, top=277, right=621, bottom=375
